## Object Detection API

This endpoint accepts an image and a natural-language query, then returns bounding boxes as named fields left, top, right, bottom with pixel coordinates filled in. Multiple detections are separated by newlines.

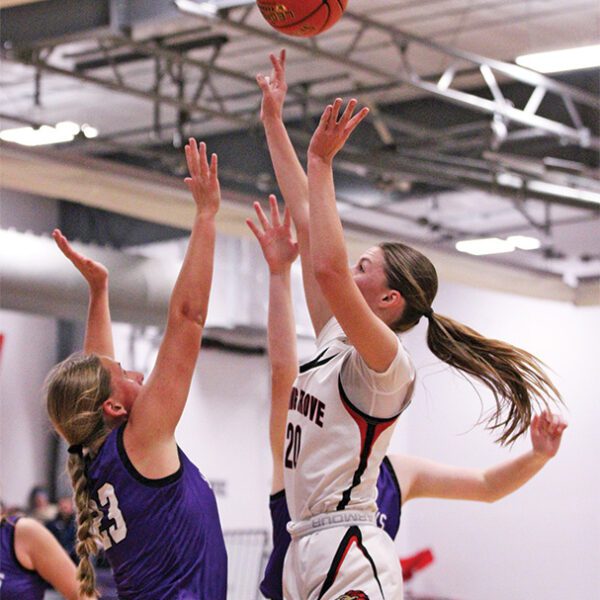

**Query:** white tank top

left=284, top=318, right=415, bottom=523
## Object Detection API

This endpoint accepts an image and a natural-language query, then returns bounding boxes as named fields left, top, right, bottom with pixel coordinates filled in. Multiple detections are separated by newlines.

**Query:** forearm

left=169, top=213, right=216, bottom=325
left=83, top=285, right=114, bottom=357
left=268, top=269, right=298, bottom=379
left=482, top=450, right=550, bottom=502
left=262, top=116, right=309, bottom=228
left=307, top=155, right=350, bottom=276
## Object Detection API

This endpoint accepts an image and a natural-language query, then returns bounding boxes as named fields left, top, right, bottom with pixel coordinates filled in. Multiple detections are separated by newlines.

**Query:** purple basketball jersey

left=87, top=424, right=227, bottom=599
left=0, top=517, right=48, bottom=600
left=260, top=456, right=402, bottom=599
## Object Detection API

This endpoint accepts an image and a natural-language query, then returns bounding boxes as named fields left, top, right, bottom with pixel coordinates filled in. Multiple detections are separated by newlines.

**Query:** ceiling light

left=0, top=121, right=99, bottom=146
left=506, top=235, right=541, bottom=250
left=456, top=235, right=541, bottom=256
left=516, top=44, right=600, bottom=73
left=456, top=238, right=515, bottom=256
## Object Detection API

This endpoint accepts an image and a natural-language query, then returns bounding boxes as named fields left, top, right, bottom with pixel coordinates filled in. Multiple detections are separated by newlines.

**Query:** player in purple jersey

left=0, top=515, right=91, bottom=599
left=248, top=198, right=567, bottom=599
left=44, top=140, right=227, bottom=599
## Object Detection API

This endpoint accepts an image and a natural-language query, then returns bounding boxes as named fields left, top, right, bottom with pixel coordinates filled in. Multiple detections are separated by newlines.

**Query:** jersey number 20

left=285, top=423, right=302, bottom=469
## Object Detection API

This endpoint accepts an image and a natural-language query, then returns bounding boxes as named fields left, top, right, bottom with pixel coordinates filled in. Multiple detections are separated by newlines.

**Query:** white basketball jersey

left=284, top=318, right=415, bottom=523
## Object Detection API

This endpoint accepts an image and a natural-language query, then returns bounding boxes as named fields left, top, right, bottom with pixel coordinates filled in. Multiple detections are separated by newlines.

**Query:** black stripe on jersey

left=299, top=348, right=340, bottom=373
left=336, top=377, right=401, bottom=511
left=318, top=525, right=384, bottom=599
left=117, top=424, right=183, bottom=487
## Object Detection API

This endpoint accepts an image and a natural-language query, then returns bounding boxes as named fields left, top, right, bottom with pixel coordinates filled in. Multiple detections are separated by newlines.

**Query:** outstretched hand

left=530, top=410, right=567, bottom=459
left=52, top=229, right=108, bottom=291
left=308, top=98, right=369, bottom=164
left=256, top=49, right=287, bottom=121
left=184, top=139, right=220, bottom=217
left=246, top=195, right=298, bottom=274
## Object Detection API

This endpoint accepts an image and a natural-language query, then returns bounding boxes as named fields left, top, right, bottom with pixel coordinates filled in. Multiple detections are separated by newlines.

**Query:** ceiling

left=1, top=0, right=599, bottom=296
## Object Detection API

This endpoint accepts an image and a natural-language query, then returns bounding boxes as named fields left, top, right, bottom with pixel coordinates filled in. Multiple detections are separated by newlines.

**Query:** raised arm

left=15, top=517, right=94, bottom=600
left=307, top=99, right=400, bottom=372
left=257, top=50, right=332, bottom=336
left=393, top=411, right=568, bottom=504
left=127, top=140, right=219, bottom=449
left=247, top=195, right=299, bottom=494
left=53, top=229, right=114, bottom=358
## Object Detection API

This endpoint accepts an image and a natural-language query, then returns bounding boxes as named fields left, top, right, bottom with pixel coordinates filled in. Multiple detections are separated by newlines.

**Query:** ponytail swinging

left=380, top=242, right=561, bottom=445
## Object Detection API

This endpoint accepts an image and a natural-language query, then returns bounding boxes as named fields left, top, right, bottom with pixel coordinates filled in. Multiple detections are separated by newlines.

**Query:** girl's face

left=100, top=357, right=144, bottom=414
left=351, top=246, right=391, bottom=308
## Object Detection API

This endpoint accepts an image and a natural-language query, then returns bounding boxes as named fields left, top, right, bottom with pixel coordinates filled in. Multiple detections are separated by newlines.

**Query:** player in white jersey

left=257, top=51, right=561, bottom=599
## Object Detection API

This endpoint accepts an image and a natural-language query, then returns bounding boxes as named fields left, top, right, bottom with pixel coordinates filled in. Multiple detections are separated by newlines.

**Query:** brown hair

left=45, top=352, right=111, bottom=596
left=380, top=242, right=561, bottom=445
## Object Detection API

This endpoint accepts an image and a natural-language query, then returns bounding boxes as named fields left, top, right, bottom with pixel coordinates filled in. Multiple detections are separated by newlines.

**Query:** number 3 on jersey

left=285, top=423, right=302, bottom=469
left=95, top=483, right=127, bottom=548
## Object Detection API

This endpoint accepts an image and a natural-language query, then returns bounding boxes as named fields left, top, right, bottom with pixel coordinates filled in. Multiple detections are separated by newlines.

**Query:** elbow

left=170, top=301, right=207, bottom=329
left=312, top=261, right=346, bottom=289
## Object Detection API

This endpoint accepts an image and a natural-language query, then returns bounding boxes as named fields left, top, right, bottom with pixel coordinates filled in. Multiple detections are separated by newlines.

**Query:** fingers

left=269, top=194, right=281, bottom=227
left=256, top=73, right=269, bottom=91
left=52, top=228, right=77, bottom=260
left=330, top=98, right=343, bottom=124
left=347, top=106, right=370, bottom=133
left=209, top=152, right=218, bottom=179
left=270, top=48, right=286, bottom=80
left=319, top=104, right=333, bottom=127
left=198, top=141, right=209, bottom=178
left=246, top=217, right=262, bottom=241
left=339, top=98, right=358, bottom=125
left=535, top=411, right=568, bottom=437
left=254, top=201, right=271, bottom=232
left=185, top=138, right=199, bottom=178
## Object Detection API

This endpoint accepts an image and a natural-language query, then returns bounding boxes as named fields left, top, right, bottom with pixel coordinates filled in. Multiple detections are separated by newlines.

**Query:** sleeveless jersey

left=87, top=424, right=227, bottom=599
left=260, top=456, right=403, bottom=600
left=284, top=318, right=413, bottom=522
left=0, top=517, right=47, bottom=600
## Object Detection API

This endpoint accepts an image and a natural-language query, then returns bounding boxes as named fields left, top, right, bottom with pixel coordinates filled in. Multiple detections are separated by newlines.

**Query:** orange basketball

left=256, top=1, right=348, bottom=38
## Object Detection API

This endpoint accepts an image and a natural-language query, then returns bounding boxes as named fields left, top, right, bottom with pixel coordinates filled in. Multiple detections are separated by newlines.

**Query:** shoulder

left=14, top=516, right=46, bottom=539
left=315, top=317, right=346, bottom=349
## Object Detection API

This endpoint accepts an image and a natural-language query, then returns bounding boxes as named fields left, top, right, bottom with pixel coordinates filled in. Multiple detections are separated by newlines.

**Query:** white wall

left=1, top=188, right=598, bottom=598
left=392, top=283, right=600, bottom=600
left=0, top=189, right=59, bottom=507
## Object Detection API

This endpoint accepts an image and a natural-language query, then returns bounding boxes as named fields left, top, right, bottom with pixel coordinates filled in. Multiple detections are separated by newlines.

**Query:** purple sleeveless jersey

left=87, top=424, right=227, bottom=599
left=260, top=456, right=402, bottom=600
left=0, top=517, right=48, bottom=600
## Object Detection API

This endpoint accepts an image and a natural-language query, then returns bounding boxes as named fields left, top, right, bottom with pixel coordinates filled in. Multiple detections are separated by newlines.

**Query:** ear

left=102, top=397, right=128, bottom=420
left=381, top=289, right=404, bottom=309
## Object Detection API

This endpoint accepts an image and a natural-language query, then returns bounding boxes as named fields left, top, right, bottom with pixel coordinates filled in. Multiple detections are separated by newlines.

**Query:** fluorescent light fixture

left=0, top=121, right=99, bottom=146
left=456, top=238, right=515, bottom=256
left=495, top=172, right=600, bottom=206
left=506, top=235, right=541, bottom=250
left=456, top=235, right=541, bottom=256
left=175, top=0, right=255, bottom=18
left=516, top=44, right=600, bottom=73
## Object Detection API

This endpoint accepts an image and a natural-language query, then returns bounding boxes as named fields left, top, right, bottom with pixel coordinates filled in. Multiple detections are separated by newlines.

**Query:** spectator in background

left=46, top=496, right=77, bottom=562
left=27, top=485, right=57, bottom=522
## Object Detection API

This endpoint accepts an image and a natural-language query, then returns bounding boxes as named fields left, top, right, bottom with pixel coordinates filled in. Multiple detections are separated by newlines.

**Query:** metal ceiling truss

left=176, top=1, right=599, bottom=149
left=1, top=0, right=598, bottom=214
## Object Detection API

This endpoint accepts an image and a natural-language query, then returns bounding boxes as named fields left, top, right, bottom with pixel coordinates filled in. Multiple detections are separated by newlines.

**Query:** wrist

left=307, top=152, right=332, bottom=167
left=530, top=448, right=552, bottom=463
left=269, top=265, right=292, bottom=277
left=261, top=112, right=283, bottom=125
left=194, top=210, right=217, bottom=221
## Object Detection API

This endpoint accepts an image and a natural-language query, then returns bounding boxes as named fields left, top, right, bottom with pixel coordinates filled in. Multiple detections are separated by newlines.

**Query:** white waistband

left=287, top=510, right=377, bottom=540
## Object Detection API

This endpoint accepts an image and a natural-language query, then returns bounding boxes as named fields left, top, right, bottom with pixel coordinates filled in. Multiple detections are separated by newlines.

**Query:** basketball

left=256, top=1, right=348, bottom=38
